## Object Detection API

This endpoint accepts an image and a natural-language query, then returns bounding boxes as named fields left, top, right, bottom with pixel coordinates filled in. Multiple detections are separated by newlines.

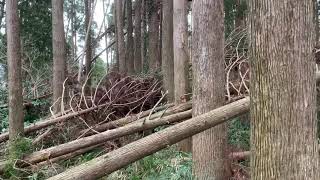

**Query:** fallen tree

left=0, top=102, right=111, bottom=143
left=78, top=102, right=190, bottom=137
left=47, top=97, right=249, bottom=180
left=0, top=108, right=192, bottom=171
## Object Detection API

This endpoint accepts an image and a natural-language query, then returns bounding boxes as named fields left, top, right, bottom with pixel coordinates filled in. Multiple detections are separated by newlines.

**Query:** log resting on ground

left=48, top=97, right=250, bottom=180
left=0, top=102, right=111, bottom=143
left=0, top=108, right=191, bottom=170
left=79, top=102, right=190, bottom=137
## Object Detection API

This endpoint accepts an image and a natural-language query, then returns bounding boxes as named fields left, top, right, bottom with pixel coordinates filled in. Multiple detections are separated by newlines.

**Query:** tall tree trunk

left=52, top=0, right=66, bottom=114
left=84, top=0, right=92, bottom=85
left=161, top=0, right=174, bottom=102
left=134, top=0, right=142, bottom=73
left=249, top=0, right=319, bottom=179
left=112, top=3, right=119, bottom=72
left=116, top=0, right=126, bottom=73
left=192, top=0, right=230, bottom=179
left=6, top=0, right=24, bottom=140
left=148, top=0, right=160, bottom=72
left=141, top=0, right=146, bottom=72
left=0, top=0, right=5, bottom=29
left=126, top=0, right=134, bottom=74
left=103, top=0, right=109, bottom=72
left=315, top=0, right=319, bottom=45
left=174, top=0, right=191, bottom=152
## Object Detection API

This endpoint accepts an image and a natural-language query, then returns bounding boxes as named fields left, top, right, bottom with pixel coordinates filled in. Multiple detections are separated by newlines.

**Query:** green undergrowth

left=228, top=115, right=250, bottom=150
left=3, top=137, right=33, bottom=179
left=107, top=146, right=193, bottom=180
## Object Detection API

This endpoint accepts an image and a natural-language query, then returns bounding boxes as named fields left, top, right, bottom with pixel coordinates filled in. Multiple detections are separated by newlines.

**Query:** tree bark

left=126, top=0, right=134, bottom=74
left=84, top=0, right=92, bottom=85
left=116, top=0, right=126, bottom=73
left=47, top=97, right=249, bottom=180
left=52, top=0, right=66, bottom=114
left=147, top=0, right=160, bottom=72
left=0, top=0, right=5, bottom=29
left=6, top=0, right=24, bottom=140
left=173, top=0, right=191, bottom=152
left=249, top=0, right=319, bottom=179
left=192, top=0, right=230, bottom=179
left=134, top=0, right=142, bottom=73
left=141, top=0, right=146, bottom=72
left=112, top=3, right=119, bottom=72
left=161, top=0, right=174, bottom=102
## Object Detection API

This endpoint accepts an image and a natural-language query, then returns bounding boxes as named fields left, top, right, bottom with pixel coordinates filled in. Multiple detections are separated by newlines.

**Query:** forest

left=0, top=0, right=319, bottom=179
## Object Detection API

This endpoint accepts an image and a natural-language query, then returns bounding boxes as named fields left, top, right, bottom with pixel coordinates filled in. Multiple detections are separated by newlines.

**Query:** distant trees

left=52, top=0, right=66, bottom=113
left=192, top=0, right=230, bottom=179
left=249, top=0, right=319, bottom=179
left=6, top=0, right=24, bottom=140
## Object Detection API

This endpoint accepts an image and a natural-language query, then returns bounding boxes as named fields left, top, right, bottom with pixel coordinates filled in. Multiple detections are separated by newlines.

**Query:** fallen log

left=0, top=102, right=111, bottom=143
left=33, top=144, right=103, bottom=169
left=229, top=151, right=251, bottom=161
left=3, top=109, right=191, bottom=169
left=79, top=102, right=190, bottom=137
left=48, top=97, right=250, bottom=180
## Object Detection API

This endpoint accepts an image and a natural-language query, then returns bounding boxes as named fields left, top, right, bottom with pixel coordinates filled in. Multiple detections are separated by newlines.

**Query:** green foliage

left=108, top=147, right=192, bottom=180
left=91, top=58, right=107, bottom=86
left=19, top=0, right=53, bottom=67
left=228, top=116, right=250, bottom=150
left=62, top=148, right=103, bottom=168
left=3, top=137, right=33, bottom=179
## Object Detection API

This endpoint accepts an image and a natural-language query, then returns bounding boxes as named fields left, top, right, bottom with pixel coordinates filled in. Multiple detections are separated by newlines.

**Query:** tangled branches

left=225, top=28, right=249, bottom=101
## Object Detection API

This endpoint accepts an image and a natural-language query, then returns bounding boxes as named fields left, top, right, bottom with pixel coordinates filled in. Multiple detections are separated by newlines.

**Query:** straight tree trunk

left=141, top=0, right=146, bottom=72
left=84, top=0, right=92, bottom=84
left=103, top=0, right=109, bottom=72
left=148, top=0, right=160, bottom=72
left=112, top=3, right=119, bottom=72
left=126, top=0, right=134, bottom=74
left=52, top=0, right=66, bottom=113
left=134, top=0, right=142, bottom=73
left=192, top=0, right=230, bottom=179
left=6, top=0, right=24, bottom=140
left=249, top=0, right=319, bottom=179
left=47, top=98, right=249, bottom=180
left=116, top=0, right=126, bottom=73
left=174, top=0, right=191, bottom=152
left=0, top=0, right=5, bottom=29
left=161, top=0, right=174, bottom=102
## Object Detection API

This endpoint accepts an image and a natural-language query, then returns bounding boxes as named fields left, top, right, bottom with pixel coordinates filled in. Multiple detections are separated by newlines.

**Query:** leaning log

left=0, top=102, right=111, bottom=142
left=79, top=102, right=190, bottom=137
left=14, top=109, right=191, bottom=167
left=48, top=97, right=249, bottom=180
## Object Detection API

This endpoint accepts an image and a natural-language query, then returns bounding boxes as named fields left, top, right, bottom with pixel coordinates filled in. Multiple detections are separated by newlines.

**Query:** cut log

left=47, top=97, right=249, bottom=180
left=4, top=109, right=191, bottom=168
left=0, top=102, right=111, bottom=142
left=79, top=102, right=190, bottom=136
left=229, top=151, right=251, bottom=161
